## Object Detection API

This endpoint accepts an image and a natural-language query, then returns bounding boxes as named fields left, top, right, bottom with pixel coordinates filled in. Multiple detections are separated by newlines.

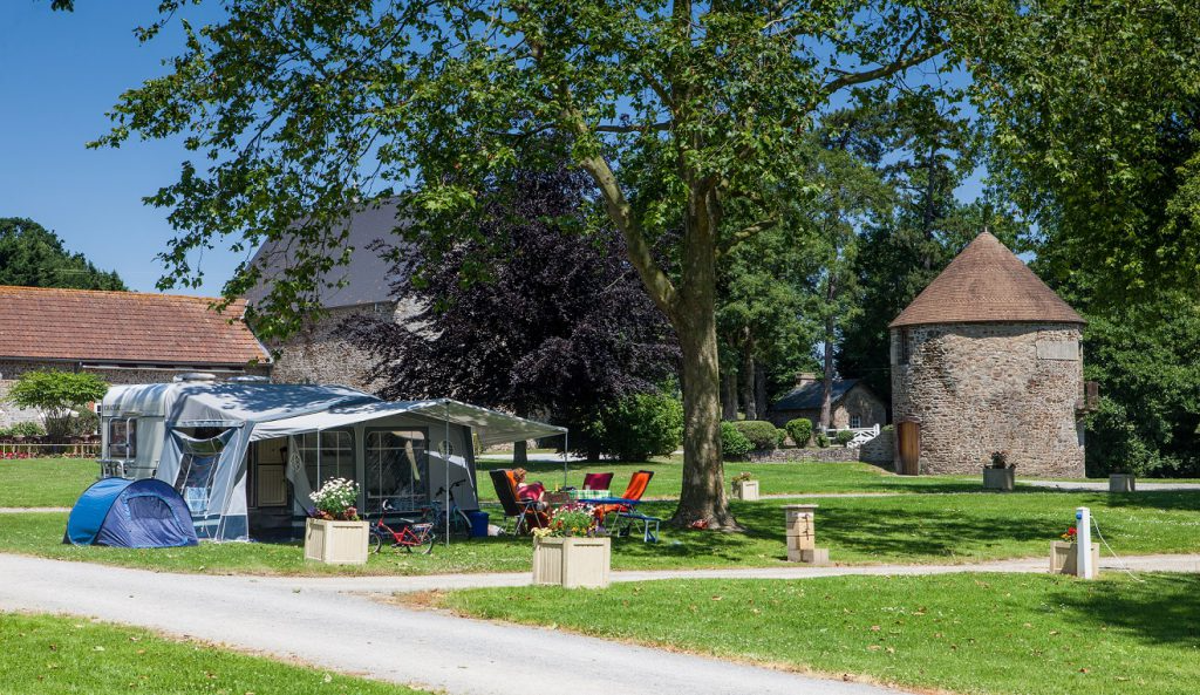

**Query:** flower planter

left=1109, top=474, right=1136, bottom=493
left=304, top=518, right=369, bottom=565
left=732, top=479, right=760, bottom=501
left=982, top=467, right=1015, bottom=492
left=532, top=536, right=610, bottom=588
left=1050, top=541, right=1100, bottom=576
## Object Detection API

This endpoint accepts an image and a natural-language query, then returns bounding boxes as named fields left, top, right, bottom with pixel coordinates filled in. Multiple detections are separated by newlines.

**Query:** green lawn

left=0, top=457, right=96, bottom=507
left=475, top=457, right=986, bottom=500
left=1, top=612, right=427, bottom=694
left=439, top=572, right=1200, bottom=695
left=3, top=488, right=1198, bottom=575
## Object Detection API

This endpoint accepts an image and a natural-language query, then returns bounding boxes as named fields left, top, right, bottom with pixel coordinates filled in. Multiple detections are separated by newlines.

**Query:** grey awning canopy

left=248, top=398, right=565, bottom=446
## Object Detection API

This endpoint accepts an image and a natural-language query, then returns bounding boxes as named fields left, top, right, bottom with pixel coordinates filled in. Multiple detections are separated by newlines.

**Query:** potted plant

left=983, top=451, right=1016, bottom=491
left=1109, top=468, right=1136, bottom=493
left=1050, top=526, right=1100, bottom=576
left=532, top=504, right=610, bottom=588
left=730, top=471, right=760, bottom=501
left=304, top=478, right=369, bottom=565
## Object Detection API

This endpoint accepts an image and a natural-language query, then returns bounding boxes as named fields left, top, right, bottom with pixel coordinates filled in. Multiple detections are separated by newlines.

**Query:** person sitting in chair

left=512, top=468, right=546, bottom=504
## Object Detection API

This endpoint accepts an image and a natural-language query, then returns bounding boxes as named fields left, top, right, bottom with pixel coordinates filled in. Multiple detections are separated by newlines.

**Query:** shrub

left=585, top=392, right=684, bottom=462
left=721, top=422, right=753, bottom=460
left=815, top=432, right=830, bottom=448
left=6, top=370, right=108, bottom=440
left=0, top=422, right=46, bottom=438
left=835, top=430, right=856, bottom=447
left=785, top=418, right=813, bottom=447
left=775, top=428, right=787, bottom=448
left=732, top=420, right=780, bottom=451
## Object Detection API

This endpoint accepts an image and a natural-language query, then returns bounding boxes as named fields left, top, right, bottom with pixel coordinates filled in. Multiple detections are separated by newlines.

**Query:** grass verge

left=438, top=572, right=1200, bottom=695
left=0, top=457, right=96, bottom=507
left=0, top=612, right=427, bottom=694
left=2, top=489, right=1197, bottom=575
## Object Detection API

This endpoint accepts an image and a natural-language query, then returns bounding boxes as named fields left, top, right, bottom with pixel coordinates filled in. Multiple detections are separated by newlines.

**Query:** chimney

left=795, top=372, right=819, bottom=388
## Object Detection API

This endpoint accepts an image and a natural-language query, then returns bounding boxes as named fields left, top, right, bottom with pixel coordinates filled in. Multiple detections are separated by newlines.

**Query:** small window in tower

left=849, top=415, right=862, bottom=429
left=898, top=330, right=912, bottom=365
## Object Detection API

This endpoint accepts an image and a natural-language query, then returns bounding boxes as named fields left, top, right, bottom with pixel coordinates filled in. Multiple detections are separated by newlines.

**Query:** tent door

left=251, top=439, right=289, bottom=508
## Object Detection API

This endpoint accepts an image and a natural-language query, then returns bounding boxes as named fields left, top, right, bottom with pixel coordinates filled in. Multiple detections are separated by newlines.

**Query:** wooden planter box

left=304, top=518, right=369, bottom=565
left=1109, top=474, right=1136, bottom=493
left=1050, top=541, right=1100, bottom=576
left=732, top=479, right=760, bottom=501
left=532, top=536, right=610, bottom=588
left=982, top=467, right=1015, bottom=492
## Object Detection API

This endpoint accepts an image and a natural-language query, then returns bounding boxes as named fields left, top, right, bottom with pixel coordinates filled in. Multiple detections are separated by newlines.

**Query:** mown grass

left=439, top=572, right=1200, bottom=695
left=3, top=488, right=1198, bottom=576
left=0, top=612, right=427, bottom=694
left=475, top=457, right=986, bottom=500
left=0, top=457, right=96, bottom=507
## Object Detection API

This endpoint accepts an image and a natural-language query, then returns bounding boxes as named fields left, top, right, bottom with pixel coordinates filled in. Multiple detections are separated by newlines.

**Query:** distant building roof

left=773, top=379, right=862, bottom=411
left=889, top=232, right=1085, bottom=329
left=244, top=200, right=405, bottom=309
left=0, top=286, right=269, bottom=367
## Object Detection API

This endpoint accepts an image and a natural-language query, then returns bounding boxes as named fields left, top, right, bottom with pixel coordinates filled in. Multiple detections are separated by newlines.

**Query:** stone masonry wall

left=890, top=322, right=1084, bottom=476
left=266, top=302, right=405, bottom=392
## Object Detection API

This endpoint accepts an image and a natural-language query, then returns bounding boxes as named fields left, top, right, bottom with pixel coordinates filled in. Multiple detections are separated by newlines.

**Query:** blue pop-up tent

left=64, top=478, right=198, bottom=548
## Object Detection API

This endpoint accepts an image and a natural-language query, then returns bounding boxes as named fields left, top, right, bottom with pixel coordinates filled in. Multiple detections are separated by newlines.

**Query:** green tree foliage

left=7, top=371, right=109, bottom=440
left=580, top=392, right=684, bottom=462
left=91, top=1, right=1013, bottom=529
left=1081, top=293, right=1200, bottom=477
left=0, top=218, right=125, bottom=291
left=974, top=0, right=1200, bottom=296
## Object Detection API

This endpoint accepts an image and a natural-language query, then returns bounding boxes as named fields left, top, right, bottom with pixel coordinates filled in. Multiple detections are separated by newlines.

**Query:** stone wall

left=858, top=428, right=895, bottom=466
left=747, top=447, right=860, bottom=463
left=890, top=322, right=1084, bottom=476
left=265, top=302, right=403, bottom=391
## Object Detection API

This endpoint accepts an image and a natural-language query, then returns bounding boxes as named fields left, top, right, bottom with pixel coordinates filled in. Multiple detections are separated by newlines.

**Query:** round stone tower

left=889, top=232, right=1086, bottom=476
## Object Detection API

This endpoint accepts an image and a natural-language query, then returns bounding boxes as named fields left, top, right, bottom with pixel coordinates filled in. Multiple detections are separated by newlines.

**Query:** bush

left=732, top=420, right=780, bottom=451
left=815, top=432, right=830, bottom=448
left=775, top=428, right=787, bottom=448
left=835, top=430, right=856, bottom=447
left=785, top=418, right=813, bottom=447
left=0, top=422, right=47, bottom=438
left=721, top=422, right=753, bottom=460
left=585, top=392, right=684, bottom=462
left=6, top=370, right=108, bottom=440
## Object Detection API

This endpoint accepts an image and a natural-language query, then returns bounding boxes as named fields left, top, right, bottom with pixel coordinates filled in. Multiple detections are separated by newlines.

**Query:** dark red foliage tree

left=347, top=165, right=679, bottom=455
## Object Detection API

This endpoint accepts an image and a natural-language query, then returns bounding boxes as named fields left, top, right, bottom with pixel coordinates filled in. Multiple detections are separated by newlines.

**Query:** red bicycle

left=370, top=501, right=436, bottom=555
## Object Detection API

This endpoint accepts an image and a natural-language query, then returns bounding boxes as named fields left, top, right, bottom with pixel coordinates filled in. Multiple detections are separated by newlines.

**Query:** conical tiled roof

left=889, top=232, right=1084, bottom=328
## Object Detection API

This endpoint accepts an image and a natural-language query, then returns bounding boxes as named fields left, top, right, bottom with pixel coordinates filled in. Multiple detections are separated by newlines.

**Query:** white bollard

left=1075, top=507, right=1094, bottom=579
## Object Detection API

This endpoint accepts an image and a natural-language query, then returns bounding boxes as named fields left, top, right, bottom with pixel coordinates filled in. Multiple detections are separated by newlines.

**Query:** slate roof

left=0, top=286, right=269, bottom=366
left=244, top=200, right=406, bottom=309
left=773, top=379, right=861, bottom=411
left=889, top=232, right=1085, bottom=329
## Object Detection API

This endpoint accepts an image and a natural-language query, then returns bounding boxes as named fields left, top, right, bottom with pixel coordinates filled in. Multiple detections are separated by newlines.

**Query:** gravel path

left=1021, top=480, right=1200, bottom=492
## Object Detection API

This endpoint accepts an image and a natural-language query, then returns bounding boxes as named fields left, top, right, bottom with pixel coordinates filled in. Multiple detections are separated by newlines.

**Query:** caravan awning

left=248, top=398, right=566, bottom=446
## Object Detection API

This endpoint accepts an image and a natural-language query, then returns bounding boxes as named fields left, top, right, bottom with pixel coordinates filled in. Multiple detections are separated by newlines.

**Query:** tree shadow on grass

left=1051, top=573, right=1200, bottom=647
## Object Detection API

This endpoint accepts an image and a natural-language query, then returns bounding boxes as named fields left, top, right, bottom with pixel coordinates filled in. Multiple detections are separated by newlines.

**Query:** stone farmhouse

left=0, top=285, right=270, bottom=428
left=244, top=200, right=417, bottom=391
left=768, top=374, right=887, bottom=431
left=889, top=232, right=1086, bottom=477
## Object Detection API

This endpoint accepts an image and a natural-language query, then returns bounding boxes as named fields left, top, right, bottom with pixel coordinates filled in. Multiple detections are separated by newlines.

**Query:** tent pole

left=316, top=430, right=322, bottom=490
left=563, top=431, right=569, bottom=489
left=444, top=400, right=450, bottom=547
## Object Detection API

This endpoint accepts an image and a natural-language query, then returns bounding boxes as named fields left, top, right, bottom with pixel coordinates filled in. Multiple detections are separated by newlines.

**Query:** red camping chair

left=593, top=470, right=654, bottom=519
left=582, top=472, right=614, bottom=490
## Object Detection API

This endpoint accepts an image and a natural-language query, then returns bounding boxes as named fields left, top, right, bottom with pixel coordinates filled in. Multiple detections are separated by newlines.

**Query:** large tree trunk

left=754, top=363, right=768, bottom=421
left=721, top=368, right=738, bottom=421
left=740, top=332, right=756, bottom=420
left=513, top=440, right=528, bottom=466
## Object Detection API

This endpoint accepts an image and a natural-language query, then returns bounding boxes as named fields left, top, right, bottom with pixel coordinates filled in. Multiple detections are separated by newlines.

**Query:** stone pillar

left=783, top=504, right=829, bottom=565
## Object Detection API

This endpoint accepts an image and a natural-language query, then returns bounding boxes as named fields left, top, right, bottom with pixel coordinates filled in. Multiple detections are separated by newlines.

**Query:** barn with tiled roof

left=0, top=286, right=270, bottom=427
left=889, top=232, right=1086, bottom=477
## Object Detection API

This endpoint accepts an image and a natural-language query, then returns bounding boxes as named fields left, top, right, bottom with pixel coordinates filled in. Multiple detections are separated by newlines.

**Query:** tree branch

left=718, top=216, right=779, bottom=256
left=817, top=34, right=947, bottom=102
left=595, top=121, right=672, bottom=133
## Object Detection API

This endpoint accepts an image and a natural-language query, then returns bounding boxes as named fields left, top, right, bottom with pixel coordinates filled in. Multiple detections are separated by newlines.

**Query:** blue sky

left=0, top=1, right=236, bottom=295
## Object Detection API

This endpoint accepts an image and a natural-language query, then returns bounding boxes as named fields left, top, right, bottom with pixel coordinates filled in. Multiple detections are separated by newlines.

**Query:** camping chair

left=593, top=470, right=654, bottom=522
left=488, top=469, right=547, bottom=534
left=582, top=472, right=614, bottom=491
